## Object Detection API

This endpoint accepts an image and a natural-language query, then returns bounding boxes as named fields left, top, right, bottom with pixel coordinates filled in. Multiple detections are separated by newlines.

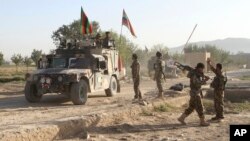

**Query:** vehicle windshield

left=53, top=58, right=67, bottom=68
left=69, top=58, right=91, bottom=69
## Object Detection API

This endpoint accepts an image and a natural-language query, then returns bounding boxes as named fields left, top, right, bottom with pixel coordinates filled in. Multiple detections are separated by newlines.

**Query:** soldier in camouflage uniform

left=178, top=63, right=210, bottom=126
left=154, top=52, right=165, bottom=98
left=131, top=54, right=142, bottom=100
left=207, top=59, right=225, bottom=121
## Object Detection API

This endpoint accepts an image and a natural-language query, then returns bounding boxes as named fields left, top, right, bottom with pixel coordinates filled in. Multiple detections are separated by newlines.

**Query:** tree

left=184, top=44, right=230, bottom=65
left=171, top=52, right=184, bottom=62
left=31, top=49, right=42, bottom=66
left=0, top=52, right=3, bottom=66
left=51, top=20, right=135, bottom=68
left=23, top=56, right=33, bottom=72
left=11, top=54, right=23, bottom=72
left=51, top=20, right=100, bottom=43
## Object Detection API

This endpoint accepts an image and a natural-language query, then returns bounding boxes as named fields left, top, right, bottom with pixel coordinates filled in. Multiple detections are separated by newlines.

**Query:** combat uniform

left=154, top=58, right=165, bottom=97
left=131, top=59, right=142, bottom=99
left=182, top=70, right=207, bottom=118
left=210, top=66, right=225, bottom=119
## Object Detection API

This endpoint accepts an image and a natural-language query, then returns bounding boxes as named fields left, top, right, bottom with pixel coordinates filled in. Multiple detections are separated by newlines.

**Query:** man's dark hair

left=132, top=53, right=138, bottom=59
left=156, top=51, right=162, bottom=57
left=216, top=63, right=222, bottom=70
left=196, top=63, right=205, bottom=69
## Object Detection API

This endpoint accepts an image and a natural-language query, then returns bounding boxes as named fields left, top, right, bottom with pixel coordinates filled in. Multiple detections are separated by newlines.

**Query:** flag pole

left=119, top=24, right=123, bottom=44
left=119, top=9, right=124, bottom=50
left=182, top=24, right=198, bottom=53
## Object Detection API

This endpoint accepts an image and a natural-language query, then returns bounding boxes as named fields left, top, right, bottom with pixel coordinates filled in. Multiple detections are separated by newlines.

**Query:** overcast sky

left=1, top=0, right=250, bottom=60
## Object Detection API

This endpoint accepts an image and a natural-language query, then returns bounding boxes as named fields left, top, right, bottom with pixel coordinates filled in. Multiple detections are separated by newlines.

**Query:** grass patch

left=190, top=99, right=250, bottom=114
left=225, top=101, right=250, bottom=113
left=140, top=108, right=154, bottom=116
left=239, top=75, right=250, bottom=80
left=153, top=103, right=175, bottom=112
left=0, top=77, right=25, bottom=83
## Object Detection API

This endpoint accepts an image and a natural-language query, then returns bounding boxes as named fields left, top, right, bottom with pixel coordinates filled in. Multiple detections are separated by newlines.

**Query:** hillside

left=170, top=38, right=250, bottom=54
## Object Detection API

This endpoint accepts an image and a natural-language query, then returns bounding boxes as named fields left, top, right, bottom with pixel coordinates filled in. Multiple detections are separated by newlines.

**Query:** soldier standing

left=154, top=51, right=165, bottom=98
left=95, top=33, right=102, bottom=47
left=102, top=32, right=111, bottom=48
left=131, top=54, right=142, bottom=100
left=207, top=58, right=225, bottom=121
left=178, top=63, right=210, bottom=126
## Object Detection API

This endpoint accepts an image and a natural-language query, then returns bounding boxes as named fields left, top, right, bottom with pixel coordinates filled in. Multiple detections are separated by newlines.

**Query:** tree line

left=0, top=50, right=43, bottom=72
left=0, top=18, right=246, bottom=73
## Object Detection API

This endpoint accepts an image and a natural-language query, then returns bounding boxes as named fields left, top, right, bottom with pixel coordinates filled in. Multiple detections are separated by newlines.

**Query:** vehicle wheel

left=70, top=80, right=88, bottom=105
left=25, top=82, right=42, bottom=102
left=105, top=76, right=117, bottom=97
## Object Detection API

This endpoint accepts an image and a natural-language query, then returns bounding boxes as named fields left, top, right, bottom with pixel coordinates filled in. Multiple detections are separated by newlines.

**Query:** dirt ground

left=73, top=113, right=250, bottom=141
left=0, top=70, right=250, bottom=141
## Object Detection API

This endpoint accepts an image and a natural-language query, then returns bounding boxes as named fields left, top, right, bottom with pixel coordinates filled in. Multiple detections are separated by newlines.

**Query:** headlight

left=40, top=77, right=45, bottom=83
left=45, top=78, right=52, bottom=84
left=33, top=75, right=38, bottom=81
left=58, top=76, right=63, bottom=82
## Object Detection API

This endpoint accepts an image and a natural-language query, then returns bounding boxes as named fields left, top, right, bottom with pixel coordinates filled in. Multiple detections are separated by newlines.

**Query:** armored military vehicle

left=25, top=37, right=125, bottom=105
left=147, top=56, right=178, bottom=79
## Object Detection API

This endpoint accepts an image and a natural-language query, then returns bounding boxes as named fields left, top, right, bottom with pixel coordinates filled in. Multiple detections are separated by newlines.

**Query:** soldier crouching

left=178, top=63, right=210, bottom=126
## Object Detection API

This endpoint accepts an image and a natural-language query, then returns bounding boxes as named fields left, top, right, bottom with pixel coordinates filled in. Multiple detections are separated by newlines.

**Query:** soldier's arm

left=159, top=61, right=163, bottom=72
left=137, top=62, right=140, bottom=78
left=207, top=59, right=216, bottom=73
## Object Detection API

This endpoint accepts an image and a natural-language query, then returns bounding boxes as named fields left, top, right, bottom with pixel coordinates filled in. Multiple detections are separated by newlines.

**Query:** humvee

left=25, top=38, right=125, bottom=105
left=147, top=56, right=179, bottom=79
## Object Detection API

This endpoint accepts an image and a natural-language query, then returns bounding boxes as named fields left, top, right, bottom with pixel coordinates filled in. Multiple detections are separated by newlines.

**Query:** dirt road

left=0, top=78, right=188, bottom=131
left=0, top=71, right=250, bottom=141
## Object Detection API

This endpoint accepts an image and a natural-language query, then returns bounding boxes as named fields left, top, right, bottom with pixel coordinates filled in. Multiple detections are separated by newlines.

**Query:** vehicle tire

left=25, top=82, right=42, bottom=102
left=105, top=76, right=117, bottom=97
left=70, top=80, right=88, bottom=105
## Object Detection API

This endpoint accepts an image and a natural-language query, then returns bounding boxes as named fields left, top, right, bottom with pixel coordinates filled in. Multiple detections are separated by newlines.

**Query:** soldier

left=178, top=63, right=210, bottom=126
left=103, top=31, right=111, bottom=48
left=131, top=54, right=142, bottom=100
left=95, top=33, right=102, bottom=47
left=207, top=58, right=225, bottom=122
left=154, top=51, right=165, bottom=98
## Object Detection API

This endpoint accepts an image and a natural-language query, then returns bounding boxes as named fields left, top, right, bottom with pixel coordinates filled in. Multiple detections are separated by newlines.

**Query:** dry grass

left=153, top=103, right=176, bottom=112
left=0, top=65, right=35, bottom=83
left=202, top=99, right=250, bottom=114
left=0, top=65, right=35, bottom=77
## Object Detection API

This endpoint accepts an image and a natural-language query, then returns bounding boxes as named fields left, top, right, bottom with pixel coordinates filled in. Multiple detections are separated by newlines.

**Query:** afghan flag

left=81, top=7, right=92, bottom=35
left=122, top=9, right=136, bottom=37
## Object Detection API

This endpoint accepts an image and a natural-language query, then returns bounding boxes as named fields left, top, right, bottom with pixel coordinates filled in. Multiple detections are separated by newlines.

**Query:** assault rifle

left=153, top=63, right=167, bottom=82
left=174, top=62, right=193, bottom=72
left=174, top=62, right=210, bottom=98
left=174, top=62, right=210, bottom=80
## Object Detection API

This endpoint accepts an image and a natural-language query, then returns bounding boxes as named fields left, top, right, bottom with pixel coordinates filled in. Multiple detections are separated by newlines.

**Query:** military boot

left=177, top=113, right=187, bottom=125
left=200, top=117, right=210, bottom=126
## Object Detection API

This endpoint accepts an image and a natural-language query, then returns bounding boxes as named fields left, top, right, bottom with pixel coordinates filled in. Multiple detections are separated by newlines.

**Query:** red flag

left=122, top=9, right=136, bottom=37
left=81, top=7, right=92, bottom=35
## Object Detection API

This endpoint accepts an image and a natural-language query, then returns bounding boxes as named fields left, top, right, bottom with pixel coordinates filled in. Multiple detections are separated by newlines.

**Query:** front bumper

left=32, top=74, right=78, bottom=93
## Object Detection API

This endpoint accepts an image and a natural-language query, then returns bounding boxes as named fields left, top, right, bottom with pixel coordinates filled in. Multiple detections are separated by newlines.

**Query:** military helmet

left=156, top=51, right=162, bottom=57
